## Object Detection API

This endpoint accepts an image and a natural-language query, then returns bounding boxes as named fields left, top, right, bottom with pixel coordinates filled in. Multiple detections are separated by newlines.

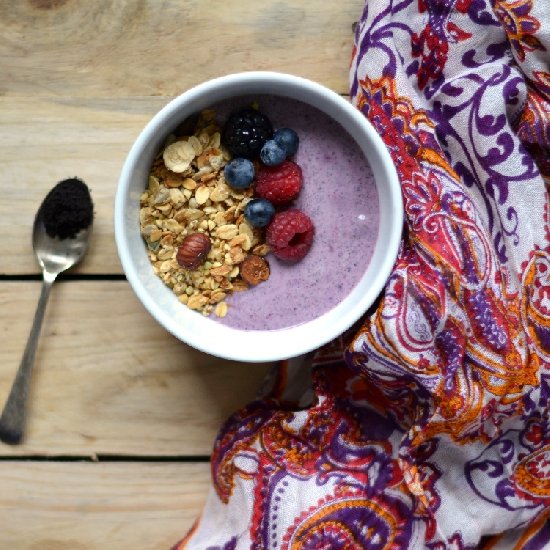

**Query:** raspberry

left=266, top=209, right=314, bottom=261
left=255, top=160, right=303, bottom=205
left=222, top=108, right=273, bottom=158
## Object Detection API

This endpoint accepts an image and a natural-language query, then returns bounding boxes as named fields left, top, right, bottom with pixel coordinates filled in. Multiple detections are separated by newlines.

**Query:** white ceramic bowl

left=115, top=71, right=402, bottom=362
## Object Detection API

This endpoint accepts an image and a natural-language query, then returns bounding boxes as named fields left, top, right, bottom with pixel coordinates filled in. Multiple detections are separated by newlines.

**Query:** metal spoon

left=0, top=207, right=92, bottom=444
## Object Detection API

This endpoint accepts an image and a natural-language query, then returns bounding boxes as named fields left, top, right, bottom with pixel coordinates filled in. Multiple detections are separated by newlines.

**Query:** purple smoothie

left=213, top=95, right=379, bottom=331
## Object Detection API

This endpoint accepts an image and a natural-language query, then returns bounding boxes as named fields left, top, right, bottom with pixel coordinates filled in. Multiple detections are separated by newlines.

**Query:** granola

left=139, top=110, right=270, bottom=318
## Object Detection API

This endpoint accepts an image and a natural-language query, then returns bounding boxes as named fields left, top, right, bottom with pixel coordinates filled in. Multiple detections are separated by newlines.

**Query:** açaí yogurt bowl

left=115, top=72, right=402, bottom=362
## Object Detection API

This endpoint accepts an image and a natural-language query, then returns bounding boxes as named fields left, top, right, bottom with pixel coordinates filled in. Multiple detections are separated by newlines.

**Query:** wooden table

left=0, top=1, right=360, bottom=547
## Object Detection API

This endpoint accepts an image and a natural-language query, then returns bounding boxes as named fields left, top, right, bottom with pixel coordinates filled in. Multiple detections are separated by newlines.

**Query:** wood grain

left=0, top=92, right=354, bottom=276
left=0, top=96, right=168, bottom=275
left=0, top=461, right=208, bottom=549
left=0, top=0, right=360, bottom=98
left=0, top=0, right=359, bottom=275
left=0, top=281, right=273, bottom=457
left=0, top=1, right=357, bottom=547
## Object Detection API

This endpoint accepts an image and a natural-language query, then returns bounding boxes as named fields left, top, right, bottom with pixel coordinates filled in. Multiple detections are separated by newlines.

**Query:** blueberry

left=260, top=139, right=286, bottom=166
left=273, top=127, right=299, bottom=157
left=224, top=158, right=255, bottom=189
left=244, top=198, right=276, bottom=228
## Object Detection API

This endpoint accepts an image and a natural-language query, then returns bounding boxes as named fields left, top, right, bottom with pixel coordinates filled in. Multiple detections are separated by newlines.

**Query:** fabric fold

left=177, top=1, right=549, bottom=548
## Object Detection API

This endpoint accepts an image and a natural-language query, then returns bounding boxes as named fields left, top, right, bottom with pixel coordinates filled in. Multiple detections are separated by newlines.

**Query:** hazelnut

left=176, top=232, right=211, bottom=270
left=240, top=254, right=270, bottom=285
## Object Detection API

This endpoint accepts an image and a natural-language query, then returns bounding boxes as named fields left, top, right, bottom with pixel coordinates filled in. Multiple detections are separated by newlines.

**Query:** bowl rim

left=115, top=71, right=403, bottom=362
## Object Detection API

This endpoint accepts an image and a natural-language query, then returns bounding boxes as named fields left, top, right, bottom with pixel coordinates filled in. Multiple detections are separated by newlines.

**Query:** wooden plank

left=0, top=281, right=273, bottom=456
left=0, top=91, right=354, bottom=275
left=0, top=0, right=360, bottom=98
left=0, top=96, right=168, bottom=275
left=0, top=461, right=208, bottom=549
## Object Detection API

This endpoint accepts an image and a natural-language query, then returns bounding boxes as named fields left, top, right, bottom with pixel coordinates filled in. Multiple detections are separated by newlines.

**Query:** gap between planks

left=0, top=93, right=352, bottom=276
left=0, top=280, right=273, bottom=457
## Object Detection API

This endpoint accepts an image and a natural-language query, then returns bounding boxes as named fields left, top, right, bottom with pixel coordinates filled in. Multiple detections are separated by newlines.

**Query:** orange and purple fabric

left=175, top=0, right=550, bottom=548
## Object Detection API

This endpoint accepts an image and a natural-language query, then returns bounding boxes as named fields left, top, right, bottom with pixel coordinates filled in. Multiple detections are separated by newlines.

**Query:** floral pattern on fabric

left=175, top=0, right=550, bottom=548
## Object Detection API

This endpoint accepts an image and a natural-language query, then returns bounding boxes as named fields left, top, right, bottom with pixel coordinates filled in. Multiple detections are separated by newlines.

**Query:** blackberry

left=222, top=108, right=273, bottom=158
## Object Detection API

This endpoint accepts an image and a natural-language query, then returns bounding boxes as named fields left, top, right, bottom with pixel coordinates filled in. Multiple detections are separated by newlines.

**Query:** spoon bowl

left=0, top=192, right=92, bottom=444
left=33, top=209, right=92, bottom=279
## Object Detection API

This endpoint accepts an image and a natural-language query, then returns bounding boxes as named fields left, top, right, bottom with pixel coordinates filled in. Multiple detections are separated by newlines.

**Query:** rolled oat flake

left=41, top=178, right=93, bottom=239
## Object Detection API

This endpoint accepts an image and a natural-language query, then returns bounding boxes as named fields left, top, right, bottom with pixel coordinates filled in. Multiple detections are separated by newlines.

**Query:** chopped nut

left=183, top=178, right=197, bottom=190
left=195, top=186, right=210, bottom=205
left=213, top=211, right=227, bottom=226
left=140, top=108, right=272, bottom=318
left=148, top=175, right=160, bottom=194
left=242, top=234, right=252, bottom=251
left=161, top=234, right=174, bottom=247
left=157, top=247, right=173, bottom=261
left=200, top=172, right=217, bottom=183
left=141, top=224, right=158, bottom=236
left=198, top=131, right=210, bottom=146
left=169, top=188, right=186, bottom=206
left=209, top=132, right=221, bottom=149
left=232, top=280, right=249, bottom=292
left=216, top=224, right=238, bottom=240
left=196, top=150, right=210, bottom=169
left=253, top=243, right=271, bottom=256
left=188, top=136, right=202, bottom=156
left=156, top=203, right=172, bottom=214
left=166, top=173, right=184, bottom=188
left=210, top=185, right=230, bottom=202
left=164, top=219, right=183, bottom=233
left=149, top=229, right=163, bottom=242
left=230, top=234, right=247, bottom=247
left=188, top=294, right=208, bottom=310
left=210, top=265, right=231, bottom=277
left=159, top=260, right=173, bottom=273
left=219, top=279, right=233, bottom=290
left=184, top=208, right=204, bottom=221
left=210, top=291, right=227, bottom=304
left=194, top=166, right=213, bottom=180
left=229, top=246, right=245, bottom=264
left=209, top=153, right=224, bottom=171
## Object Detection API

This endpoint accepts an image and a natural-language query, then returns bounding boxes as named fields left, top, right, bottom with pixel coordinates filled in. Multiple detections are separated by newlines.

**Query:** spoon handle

left=0, top=274, right=54, bottom=444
